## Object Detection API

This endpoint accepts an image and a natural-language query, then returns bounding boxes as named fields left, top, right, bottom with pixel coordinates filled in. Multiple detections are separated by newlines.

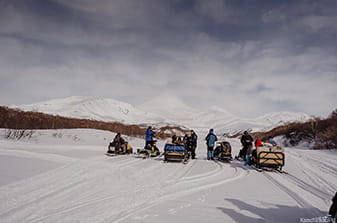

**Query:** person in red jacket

left=249, top=139, right=263, bottom=165
left=255, top=139, right=263, bottom=148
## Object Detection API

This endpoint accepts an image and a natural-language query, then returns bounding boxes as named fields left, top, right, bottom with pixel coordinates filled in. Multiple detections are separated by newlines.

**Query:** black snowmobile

left=106, top=141, right=133, bottom=156
left=214, top=141, right=232, bottom=162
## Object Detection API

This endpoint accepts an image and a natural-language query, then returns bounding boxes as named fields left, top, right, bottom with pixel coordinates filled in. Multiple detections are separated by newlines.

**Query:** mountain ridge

left=7, top=96, right=312, bottom=134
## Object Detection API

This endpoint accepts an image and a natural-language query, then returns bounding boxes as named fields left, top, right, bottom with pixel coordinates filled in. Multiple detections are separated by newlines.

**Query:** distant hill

left=8, top=96, right=311, bottom=134
left=0, top=106, right=186, bottom=139
left=253, top=109, right=337, bottom=149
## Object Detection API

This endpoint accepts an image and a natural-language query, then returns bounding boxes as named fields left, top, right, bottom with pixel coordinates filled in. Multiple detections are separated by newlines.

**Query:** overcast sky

left=0, top=0, right=336, bottom=118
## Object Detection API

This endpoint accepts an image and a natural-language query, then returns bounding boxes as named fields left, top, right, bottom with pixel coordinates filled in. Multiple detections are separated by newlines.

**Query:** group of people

left=171, top=130, right=198, bottom=159
left=237, top=131, right=278, bottom=165
left=109, top=127, right=278, bottom=163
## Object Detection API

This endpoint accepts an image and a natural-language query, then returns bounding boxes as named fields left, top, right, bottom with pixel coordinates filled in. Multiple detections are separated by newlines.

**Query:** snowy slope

left=255, top=111, right=311, bottom=127
left=0, top=128, right=335, bottom=223
left=9, top=96, right=165, bottom=124
left=137, top=96, right=311, bottom=133
left=8, top=96, right=311, bottom=133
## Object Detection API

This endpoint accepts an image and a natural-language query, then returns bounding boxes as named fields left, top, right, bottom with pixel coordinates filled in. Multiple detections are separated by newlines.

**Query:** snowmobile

left=164, top=142, right=189, bottom=164
left=251, top=144, right=285, bottom=171
left=106, top=141, right=133, bottom=156
left=214, top=141, right=232, bottom=162
left=135, top=140, right=160, bottom=159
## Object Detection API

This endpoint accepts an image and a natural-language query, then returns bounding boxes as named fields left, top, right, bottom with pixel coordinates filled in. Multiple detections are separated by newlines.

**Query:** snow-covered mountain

left=9, top=96, right=165, bottom=124
left=8, top=96, right=311, bottom=134
left=137, top=96, right=311, bottom=134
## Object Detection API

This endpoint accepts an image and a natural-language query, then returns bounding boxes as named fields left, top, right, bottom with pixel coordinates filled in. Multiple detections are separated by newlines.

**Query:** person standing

left=183, top=134, right=189, bottom=146
left=205, top=129, right=217, bottom=160
left=190, top=130, right=198, bottom=159
left=145, top=126, right=155, bottom=149
left=172, top=134, right=177, bottom=144
left=239, top=131, right=253, bottom=160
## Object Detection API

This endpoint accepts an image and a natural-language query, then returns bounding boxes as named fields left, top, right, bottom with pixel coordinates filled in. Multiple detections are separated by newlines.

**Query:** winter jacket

left=205, top=130, right=217, bottom=148
left=191, top=133, right=198, bottom=146
left=241, top=134, right=253, bottom=146
left=146, top=129, right=155, bottom=141
left=255, top=139, right=263, bottom=148
left=113, top=135, right=125, bottom=145
left=268, top=137, right=277, bottom=146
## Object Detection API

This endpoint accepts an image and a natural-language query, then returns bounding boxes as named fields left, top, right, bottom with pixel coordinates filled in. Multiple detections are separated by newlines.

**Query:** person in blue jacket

left=145, top=126, right=156, bottom=149
left=205, top=129, right=217, bottom=160
left=267, top=136, right=277, bottom=146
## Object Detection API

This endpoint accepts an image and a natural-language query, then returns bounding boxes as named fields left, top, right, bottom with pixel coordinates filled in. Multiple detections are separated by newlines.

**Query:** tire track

left=0, top=179, right=87, bottom=221
left=0, top=156, right=140, bottom=222
left=180, top=160, right=222, bottom=181
left=111, top=161, right=249, bottom=223
left=284, top=173, right=332, bottom=202
left=287, top=152, right=336, bottom=194
left=28, top=159, right=198, bottom=223
left=262, top=172, right=314, bottom=210
left=2, top=157, right=248, bottom=223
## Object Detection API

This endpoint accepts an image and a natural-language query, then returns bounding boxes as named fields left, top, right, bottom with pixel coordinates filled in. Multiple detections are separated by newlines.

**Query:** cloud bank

left=0, top=0, right=336, bottom=117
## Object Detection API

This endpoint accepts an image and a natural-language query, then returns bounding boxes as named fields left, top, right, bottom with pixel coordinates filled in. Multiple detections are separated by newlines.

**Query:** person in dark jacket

left=145, top=126, right=155, bottom=149
left=205, top=129, right=217, bottom=160
left=239, top=131, right=253, bottom=160
left=112, top=133, right=126, bottom=152
left=184, top=133, right=193, bottom=157
left=172, top=134, right=177, bottom=144
left=329, top=192, right=337, bottom=222
left=190, top=130, right=198, bottom=159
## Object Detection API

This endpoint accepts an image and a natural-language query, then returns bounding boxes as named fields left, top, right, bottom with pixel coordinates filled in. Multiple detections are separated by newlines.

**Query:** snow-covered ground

left=0, top=129, right=336, bottom=223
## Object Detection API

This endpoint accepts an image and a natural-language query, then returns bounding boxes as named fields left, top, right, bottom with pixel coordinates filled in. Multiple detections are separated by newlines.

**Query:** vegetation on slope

left=0, top=106, right=186, bottom=139
left=253, top=109, right=337, bottom=149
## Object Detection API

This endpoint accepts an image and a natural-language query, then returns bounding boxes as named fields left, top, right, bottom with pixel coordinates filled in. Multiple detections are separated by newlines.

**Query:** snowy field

left=0, top=129, right=336, bottom=223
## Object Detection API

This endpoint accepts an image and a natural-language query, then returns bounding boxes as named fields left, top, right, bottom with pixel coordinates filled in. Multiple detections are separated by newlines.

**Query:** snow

left=8, top=96, right=312, bottom=133
left=0, top=128, right=336, bottom=223
left=9, top=96, right=166, bottom=125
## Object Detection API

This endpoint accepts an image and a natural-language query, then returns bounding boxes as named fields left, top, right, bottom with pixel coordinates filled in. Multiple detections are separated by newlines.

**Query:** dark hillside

left=0, top=106, right=186, bottom=139
left=252, top=109, right=337, bottom=149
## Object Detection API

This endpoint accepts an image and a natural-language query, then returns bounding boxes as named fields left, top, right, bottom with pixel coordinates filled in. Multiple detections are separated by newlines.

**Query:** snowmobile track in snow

left=111, top=160, right=249, bottom=223
left=12, top=157, right=196, bottom=223
left=262, top=172, right=318, bottom=211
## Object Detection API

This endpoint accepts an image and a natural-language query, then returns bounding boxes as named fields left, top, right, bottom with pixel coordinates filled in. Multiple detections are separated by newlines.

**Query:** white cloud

left=0, top=0, right=336, bottom=118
